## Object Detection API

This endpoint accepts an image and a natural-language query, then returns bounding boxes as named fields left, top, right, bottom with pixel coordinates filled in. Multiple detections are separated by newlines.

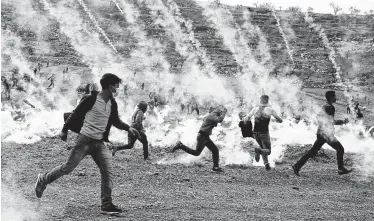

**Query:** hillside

left=1, top=0, right=373, bottom=89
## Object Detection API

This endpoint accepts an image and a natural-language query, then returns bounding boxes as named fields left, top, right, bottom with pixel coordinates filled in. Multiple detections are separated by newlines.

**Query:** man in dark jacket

left=171, top=105, right=227, bottom=172
left=35, top=73, right=139, bottom=215
left=292, top=91, right=352, bottom=176
left=112, top=101, right=149, bottom=160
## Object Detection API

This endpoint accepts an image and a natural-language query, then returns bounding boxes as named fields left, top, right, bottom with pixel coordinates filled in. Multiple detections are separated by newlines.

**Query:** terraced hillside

left=1, top=0, right=374, bottom=88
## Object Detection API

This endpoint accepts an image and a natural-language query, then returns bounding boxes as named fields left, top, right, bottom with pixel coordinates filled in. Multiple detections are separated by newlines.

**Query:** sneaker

left=212, top=167, right=224, bottom=173
left=35, top=173, right=46, bottom=198
left=254, top=148, right=261, bottom=162
left=338, top=168, right=353, bottom=175
left=171, top=141, right=182, bottom=153
left=100, top=202, right=123, bottom=215
left=265, top=163, right=271, bottom=171
left=112, top=146, right=118, bottom=157
left=292, top=165, right=300, bottom=176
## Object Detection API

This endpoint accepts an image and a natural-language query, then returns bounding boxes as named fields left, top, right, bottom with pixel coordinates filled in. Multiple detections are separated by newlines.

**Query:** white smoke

left=1, top=0, right=373, bottom=178
left=272, top=10, right=295, bottom=65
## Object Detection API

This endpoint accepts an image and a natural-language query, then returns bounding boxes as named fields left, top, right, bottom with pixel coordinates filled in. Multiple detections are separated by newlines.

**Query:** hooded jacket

left=199, top=105, right=226, bottom=136
left=62, top=92, right=129, bottom=142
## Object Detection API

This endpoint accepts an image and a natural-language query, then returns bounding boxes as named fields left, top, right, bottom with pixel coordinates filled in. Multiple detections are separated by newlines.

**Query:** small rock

left=77, top=171, right=86, bottom=176
left=292, top=187, right=299, bottom=190
left=154, top=172, right=160, bottom=175
left=182, top=178, right=190, bottom=182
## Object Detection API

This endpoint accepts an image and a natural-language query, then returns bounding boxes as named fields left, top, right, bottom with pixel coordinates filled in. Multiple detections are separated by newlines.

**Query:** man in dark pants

left=243, top=95, right=283, bottom=170
left=112, top=101, right=149, bottom=160
left=171, top=105, right=227, bottom=172
left=292, top=91, right=353, bottom=176
left=35, top=73, right=139, bottom=214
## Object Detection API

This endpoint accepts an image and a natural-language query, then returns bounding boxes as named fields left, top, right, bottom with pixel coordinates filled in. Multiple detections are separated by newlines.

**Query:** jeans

left=253, top=132, right=271, bottom=165
left=42, top=134, right=114, bottom=204
left=180, top=132, right=219, bottom=168
left=117, top=131, right=149, bottom=160
left=294, top=134, right=345, bottom=170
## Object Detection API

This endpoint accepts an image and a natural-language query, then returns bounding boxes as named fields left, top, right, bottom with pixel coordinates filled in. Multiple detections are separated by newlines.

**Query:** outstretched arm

left=271, top=108, right=283, bottom=123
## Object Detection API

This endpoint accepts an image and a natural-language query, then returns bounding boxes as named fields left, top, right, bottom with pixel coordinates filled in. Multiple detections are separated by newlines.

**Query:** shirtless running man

left=243, top=95, right=282, bottom=170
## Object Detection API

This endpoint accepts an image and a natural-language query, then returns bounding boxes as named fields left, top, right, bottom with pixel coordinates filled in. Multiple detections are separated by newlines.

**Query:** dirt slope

left=2, top=137, right=374, bottom=221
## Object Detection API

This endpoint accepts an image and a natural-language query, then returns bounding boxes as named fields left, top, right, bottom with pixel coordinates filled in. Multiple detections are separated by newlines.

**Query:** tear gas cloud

left=1, top=0, right=373, bottom=179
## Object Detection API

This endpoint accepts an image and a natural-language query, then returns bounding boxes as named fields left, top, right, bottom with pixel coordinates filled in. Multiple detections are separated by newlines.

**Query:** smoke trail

left=272, top=10, right=295, bottom=65
left=112, top=0, right=171, bottom=74
left=242, top=10, right=273, bottom=67
left=163, top=0, right=216, bottom=74
left=40, top=0, right=126, bottom=83
left=141, top=0, right=213, bottom=75
left=304, top=13, right=342, bottom=83
left=76, top=0, right=118, bottom=53
left=197, top=2, right=268, bottom=79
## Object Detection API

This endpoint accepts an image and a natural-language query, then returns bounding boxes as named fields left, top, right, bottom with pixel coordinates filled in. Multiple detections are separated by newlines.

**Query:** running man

left=47, top=74, right=55, bottom=89
left=112, top=101, right=149, bottom=160
left=35, top=73, right=140, bottom=214
left=292, top=91, right=353, bottom=176
left=188, top=96, right=199, bottom=115
left=1, top=76, right=11, bottom=100
left=243, top=95, right=282, bottom=170
left=171, top=105, right=227, bottom=172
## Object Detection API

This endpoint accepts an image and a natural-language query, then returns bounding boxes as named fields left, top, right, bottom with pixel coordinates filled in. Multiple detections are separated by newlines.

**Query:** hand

left=59, top=131, right=67, bottom=141
left=129, top=127, right=140, bottom=139
left=343, top=118, right=349, bottom=124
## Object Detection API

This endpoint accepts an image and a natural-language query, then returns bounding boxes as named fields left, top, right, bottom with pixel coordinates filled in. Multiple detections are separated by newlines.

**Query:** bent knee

left=61, top=164, right=76, bottom=175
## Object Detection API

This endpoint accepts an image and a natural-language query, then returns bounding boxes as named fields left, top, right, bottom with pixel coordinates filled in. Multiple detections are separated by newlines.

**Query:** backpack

left=239, top=120, right=253, bottom=138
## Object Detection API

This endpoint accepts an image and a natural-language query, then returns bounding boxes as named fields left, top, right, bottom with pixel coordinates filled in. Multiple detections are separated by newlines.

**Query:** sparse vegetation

left=329, top=2, right=342, bottom=15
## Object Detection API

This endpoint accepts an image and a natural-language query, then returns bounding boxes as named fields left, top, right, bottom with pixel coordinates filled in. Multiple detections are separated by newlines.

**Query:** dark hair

left=100, top=73, right=122, bottom=89
left=325, top=91, right=335, bottom=101
left=260, top=95, right=269, bottom=104
left=84, top=84, right=91, bottom=94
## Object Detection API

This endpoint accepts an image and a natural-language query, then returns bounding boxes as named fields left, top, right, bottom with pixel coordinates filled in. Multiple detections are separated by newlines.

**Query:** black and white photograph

left=1, top=0, right=374, bottom=220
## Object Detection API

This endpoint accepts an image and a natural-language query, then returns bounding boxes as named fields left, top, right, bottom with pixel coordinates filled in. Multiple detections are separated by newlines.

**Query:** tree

left=349, top=6, right=361, bottom=15
left=307, top=7, right=314, bottom=13
left=329, top=2, right=342, bottom=15
left=258, top=2, right=274, bottom=11
left=287, top=6, right=302, bottom=13
left=253, top=2, right=258, bottom=8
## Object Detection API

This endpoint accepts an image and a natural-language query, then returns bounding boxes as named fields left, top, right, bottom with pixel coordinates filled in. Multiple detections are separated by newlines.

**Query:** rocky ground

left=2, top=136, right=374, bottom=221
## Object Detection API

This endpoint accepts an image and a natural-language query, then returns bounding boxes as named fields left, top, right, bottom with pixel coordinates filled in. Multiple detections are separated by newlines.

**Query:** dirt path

left=2, top=137, right=374, bottom=221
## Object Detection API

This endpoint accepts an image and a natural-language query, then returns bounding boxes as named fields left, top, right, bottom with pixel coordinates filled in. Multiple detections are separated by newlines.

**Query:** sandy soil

left=2, top=136, right=374, bottom=221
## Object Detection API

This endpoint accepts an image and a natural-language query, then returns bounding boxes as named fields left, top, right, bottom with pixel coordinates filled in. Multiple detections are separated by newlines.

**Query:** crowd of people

left=33, top=73, right=354, bottom=215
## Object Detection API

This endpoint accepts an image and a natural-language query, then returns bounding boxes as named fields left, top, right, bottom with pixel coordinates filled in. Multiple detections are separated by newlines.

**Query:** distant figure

left=141, top=83, right=145, bottom=90
left=354, top=103, right=360, bottom=115
left=123, top=84, right=128, bottom=96
left=34, top=67, right=38, bottom=76
left=356, top=109, right=363, bottom=119
left=46, top=61, right=49, bottom=67
left=346, top=103, right=351, bottom=114
left=11, top=69, right=19, bottom=87
left=1, top=76, right=11, bottom=100
left=47, top=74, right=55, bottom=89
left=292, top=91, right=352, bottom=176
left=188, top=96, right=199, bottom=115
